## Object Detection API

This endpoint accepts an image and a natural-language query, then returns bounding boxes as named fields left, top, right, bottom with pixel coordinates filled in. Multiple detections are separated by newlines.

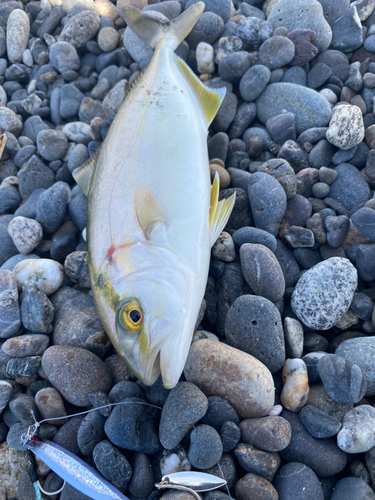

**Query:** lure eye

left=119, top=301, right=143, bottom=331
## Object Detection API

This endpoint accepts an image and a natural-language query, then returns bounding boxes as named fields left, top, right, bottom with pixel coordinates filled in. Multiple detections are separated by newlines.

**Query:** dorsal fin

left=72, top=147, right=101, bottom=196
left=175, top=55, right=226, bottom=127
left=209, top=173, right=236, bottom=247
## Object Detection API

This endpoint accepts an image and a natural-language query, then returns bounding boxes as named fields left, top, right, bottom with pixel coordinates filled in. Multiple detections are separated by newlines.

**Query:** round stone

left=98, top=27, right=119, bottom=52
left=37, top=129, right=69, bottom=161
left=291, top=257, right=357, bottom=330
left=41, top=346, right=112, bottom=407
left=239, top=65, right=271, bottom=102
left=2, top=333, right=49, bottom=357
left=6, top=9, right=29, bottom=64
left=225, top=295, right=285, bottom=373
left=212, top=231, right=235, bottom=262
left=258, top=36, right=295, bottom=70
left=49, top=41, right=80, bottom=73
left=93, top=440, right=132, bottom=492
left=184, top=339, right=275, bottom=419
left=331, top=478, right=375, bottom=500
left=34, top=387, right=67, bottom=426
left=236, top=473, right=278, bottom=500
left=234, top=443, right=280, bottom=482
left=299, top=405, right=341, bottom=438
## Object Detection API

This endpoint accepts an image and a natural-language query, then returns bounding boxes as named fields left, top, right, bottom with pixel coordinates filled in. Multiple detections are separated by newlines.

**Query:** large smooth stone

left=267, top=0, right=332, bottom=52
left=256, top=83, right=332, bottom=134
left=184, top=339, right=275, bottom=419
left=291, top=257, right=357, bottom=330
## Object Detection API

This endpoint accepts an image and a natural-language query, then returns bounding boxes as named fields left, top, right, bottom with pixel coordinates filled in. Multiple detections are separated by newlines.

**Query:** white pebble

left=212, top=231, right=235, bottom=262
left=319, top=88, right=337, bottom=105
left=0, top=176, right=18, bottom=189
left=326, top=104, right=365, bottom=150
left=337, top=405, right=375, bottom=453
left=196, top=42, right=215, bottom=74
left=269, top=404, right=283, bottom=416
left=13, top=259, right=64, bottom=295
left=22, top=49, right=33, bottom=67
left=6, top=9, right=30, bottom=64
left=160, top=447, right=191, bottom=475
left=280, top=358, right=309, bottom=412
left=0, top=85, right=7, bottom=106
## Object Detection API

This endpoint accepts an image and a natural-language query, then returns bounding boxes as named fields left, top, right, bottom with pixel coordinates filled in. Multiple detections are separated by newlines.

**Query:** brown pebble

left=236, top=472, right=278, bottom=500
left=240, top=416, right=292, bottom=452
left=210, top=163, right=231, bottom=188
left=184, top=339, right=275, bottom=419
left=35, top=387, right=68, bottom=425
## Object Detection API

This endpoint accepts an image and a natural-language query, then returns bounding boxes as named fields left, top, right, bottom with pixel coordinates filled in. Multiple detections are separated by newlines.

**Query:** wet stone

left=225, top=295, right=285, bottom=373
left=188, top=424, right=222, bottom=469
left=234, top=443, right=280, bottom=482
left=291, top=257, right=357, bottom=330
left=42, top=345, right=112, bottom=407
left=159, top=382, right=208, bottom=450
left=299, top=405, right=341, bottom=438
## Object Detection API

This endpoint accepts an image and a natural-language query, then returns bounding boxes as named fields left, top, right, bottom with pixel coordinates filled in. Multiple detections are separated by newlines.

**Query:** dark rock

left=20, top=283, right=54, bottom=334
left=220, top=421, right=241, bottom=452
left=274, top=240, right=300, bottom=288
left=259, top=36, right=295, bottom=70
left=104, top=396, right=159, bottom=453
left=234, top=442, right=280, bottom=481
left=299, top=405, right=341, bottom=438
left=188, top=424, right=223, bottom=469
left=236, top=473, right=278, bottom=500
left=331, top=477, right=375, bottom=500
left=239, top=65, right=271, bottom=102
left=128, top=452, right=154, bottom=498
left=202, top=396, right=239, bottom=430
left=93, top=440, right=132, bottom=492
left=77, top=410, right=106, bottom=456
left=232, top=227, right=277, bottom=252
left=240, top=416, right=291, bottom=453
left=17, top=155, right=54, bottom=199
left=273, top=462, right=324, bottom=500
left=35, top=181, right=70, bottom=234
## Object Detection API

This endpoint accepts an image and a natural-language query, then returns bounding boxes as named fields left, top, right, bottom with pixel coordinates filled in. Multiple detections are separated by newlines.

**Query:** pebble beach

left=1, top=0, right=375, bottom=498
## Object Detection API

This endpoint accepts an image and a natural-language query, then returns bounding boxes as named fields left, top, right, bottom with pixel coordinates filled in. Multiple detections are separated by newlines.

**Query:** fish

left=73, top=2, right=235, bottom=389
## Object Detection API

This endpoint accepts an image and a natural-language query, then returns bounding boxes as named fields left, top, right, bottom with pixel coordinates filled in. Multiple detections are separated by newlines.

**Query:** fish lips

left=117, top=314, right=177, bottom=387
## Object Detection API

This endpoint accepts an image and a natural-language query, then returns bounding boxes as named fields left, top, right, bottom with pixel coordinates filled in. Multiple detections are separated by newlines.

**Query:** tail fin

left=121, top=2, right=205, bottom=51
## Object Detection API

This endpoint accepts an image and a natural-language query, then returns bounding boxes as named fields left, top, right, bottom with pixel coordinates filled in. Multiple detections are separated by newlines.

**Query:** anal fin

left=73, top=147, right=101, bottom=196
left=209, top=172, right=235, bottom=247
left=175, top=56, right=226, bottom=127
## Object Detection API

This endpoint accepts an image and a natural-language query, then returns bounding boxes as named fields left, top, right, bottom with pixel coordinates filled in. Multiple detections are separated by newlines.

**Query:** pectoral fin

left=175, top=56, right=226, bottom=127
left=73, top=147, right=101, bottom=196
left=135, top=185, right=168, bottom=241
left=209, top=173, right=235, bottom=247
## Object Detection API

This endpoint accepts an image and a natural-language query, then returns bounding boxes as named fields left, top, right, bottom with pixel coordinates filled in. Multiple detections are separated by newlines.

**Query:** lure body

left=73, top=3, right=234, bottom=388
left=27, top=437, right=127, bottom=500
left=160, top=471, right=227, bottom=491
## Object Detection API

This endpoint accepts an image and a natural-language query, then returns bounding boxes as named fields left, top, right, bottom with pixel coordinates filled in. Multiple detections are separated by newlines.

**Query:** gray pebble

left=37, top=129, right=68, bottom=161
left=239, top=65, right=270, bottom=102
left=234, top=442, right=280, bottom=482
left=324, top=215, right=350, bottom=248
left=2, top=333, right=49, bottom=357
left=336, top=337, right=375, bottom=396
left=266, top=112, right=297, bottom=147
left=186, top=12, right=224, bottom=50
left=6, top=356, right=41, bottom=377
left=159, top=381, right=208, bottom=449
left=49, top=41, right=80, bottom=73
left=236, top=17, right=273, bottom=50
left=232, top=227, right=277, bottom=252
left=259, top=36, right=295, bottom=70
left=273, top=463, right=324, bottom=500
left=331, top=6, right=364, bottom=52
left=0, top=269, right=20, bottom=338
left=93, top=440, right=132, bottom=492
left=225, top=294, right=285, bottom=373
left=20, top=282, right=54, bottom=334
left=188, top=424, right=223, bottom=469
left=59, top=10, right=100, bottom=50
left=7, top=216, right=43, bottom=254
left=329, top=163, right=370, bottom=214
left=0, top=186, right=20, bottom=215
left=17, top=155, right=54, bottom=199
left=77, top=410, right=106, bottom=456
left=36, top=181, right=70, bottom=234
left=299, top=405, right=341, bottom=438
left=331, top=477, right=375, bottom=500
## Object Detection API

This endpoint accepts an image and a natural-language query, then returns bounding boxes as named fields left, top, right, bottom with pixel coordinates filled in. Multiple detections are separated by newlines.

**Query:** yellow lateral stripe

left=175, top=56, right=226, bottom=126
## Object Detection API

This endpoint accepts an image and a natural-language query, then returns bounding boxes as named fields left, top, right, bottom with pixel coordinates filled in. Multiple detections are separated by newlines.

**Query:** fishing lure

left=21, top=406, right=227, bottom=500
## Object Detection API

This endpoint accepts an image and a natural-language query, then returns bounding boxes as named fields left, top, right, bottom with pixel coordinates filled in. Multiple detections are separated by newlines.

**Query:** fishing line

left=217, top=462, right=232, bottom=500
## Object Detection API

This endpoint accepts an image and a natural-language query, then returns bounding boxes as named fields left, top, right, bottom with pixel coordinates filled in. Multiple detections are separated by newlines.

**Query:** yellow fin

left=73, top=148, right=101, bottom=196
left=209, top=172, right=236, bottom=247
left=176, top=56, right=226, bottom=126
left=135, top=185, right=167, bottom=240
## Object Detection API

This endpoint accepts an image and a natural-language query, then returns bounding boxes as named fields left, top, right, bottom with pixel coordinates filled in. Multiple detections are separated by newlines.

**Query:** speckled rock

left=58, top=10, right=100, bottom=50
left=20, top=282, right=54, bottom=334
left=281, top=358, right=309, bottom=412
left=7, top=216, right=43, bottom=254
left=188, top=424, right=223, bottom=469
left=93, top=440, right=132, bottom=492
left=291, top=257, right=357, bottom=329
left=0, top=441, right=29, bottom=499
left=2, top=334, right=49, bottom=357
left=236, top=473, right=278, bottom=500
left=326, top=105, right=364, bottom=150
left=0, top=270, right=20, bottom=338
left=256, top=83, right=332, bottom=135
left=234, top=443, right=280, bottom=482
left=336, top=337, right=375, bottom=396
left=329, top=163, right=370, bottom=214
left=13, top=259, right=64, bottom=296
left=267, top=0, right=332, bottom=52
left=35, top=387, right=67, bottom=426
left=337, top=405, right=375, bottom=453
left=184, top=339, right=275, bottom=419
left=6, top=9, right=29, bottom=64
left=42, top=346, right=112, bottom=406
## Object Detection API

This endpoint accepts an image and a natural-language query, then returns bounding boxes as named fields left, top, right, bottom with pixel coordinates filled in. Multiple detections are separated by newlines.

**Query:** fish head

left=97, top=242, right=200, bottom=389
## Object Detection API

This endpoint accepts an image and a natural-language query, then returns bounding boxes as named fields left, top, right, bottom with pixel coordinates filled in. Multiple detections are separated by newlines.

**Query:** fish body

left=27, top=438, right=127, bottom=500
left=74, top=3, right=234, bottom=388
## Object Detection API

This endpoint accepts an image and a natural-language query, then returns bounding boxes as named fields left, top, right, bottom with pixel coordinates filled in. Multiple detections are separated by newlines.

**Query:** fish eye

left=119, top=300, right=143, bottom=331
